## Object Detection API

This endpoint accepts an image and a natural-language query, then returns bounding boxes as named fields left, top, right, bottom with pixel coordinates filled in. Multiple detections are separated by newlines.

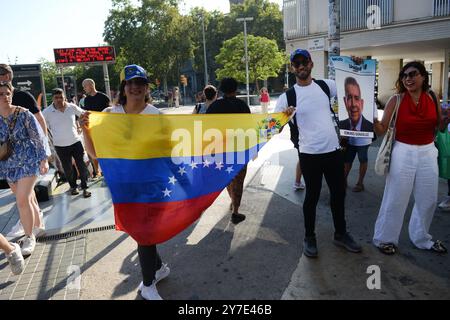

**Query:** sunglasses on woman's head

left=400, top=70, right=419, bottom=80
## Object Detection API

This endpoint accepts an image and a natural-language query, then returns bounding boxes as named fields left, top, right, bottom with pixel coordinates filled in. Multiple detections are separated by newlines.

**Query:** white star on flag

left=162, top=188, right=172, bottom=197
left=203, top=159, right=211, bottom=168
left=189, top=161, right=198, bottom=170
left=178, top=166, right=187, bottom=176
left=226, top=166, right=234, bottom=174
left=215, top=162, right=224, bottom=170
left=168, top=176, right=177, bottom=185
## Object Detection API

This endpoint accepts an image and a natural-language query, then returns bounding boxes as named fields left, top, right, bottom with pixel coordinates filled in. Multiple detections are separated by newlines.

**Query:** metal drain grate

left=36, top=225, right=116, bottom=242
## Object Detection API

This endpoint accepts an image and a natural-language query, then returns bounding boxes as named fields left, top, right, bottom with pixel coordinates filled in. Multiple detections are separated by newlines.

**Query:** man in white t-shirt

left=274, top=49, right=362, bottom=258
left=43, top=88, right=91, bottom=198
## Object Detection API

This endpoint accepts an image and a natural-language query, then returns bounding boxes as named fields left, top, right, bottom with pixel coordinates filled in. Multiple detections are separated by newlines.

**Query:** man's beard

left=295, top=69, right=311, bottom=81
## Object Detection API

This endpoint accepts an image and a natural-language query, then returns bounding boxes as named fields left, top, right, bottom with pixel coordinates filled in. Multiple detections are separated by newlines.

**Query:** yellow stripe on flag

left=89, top=112, right=289, bottom=160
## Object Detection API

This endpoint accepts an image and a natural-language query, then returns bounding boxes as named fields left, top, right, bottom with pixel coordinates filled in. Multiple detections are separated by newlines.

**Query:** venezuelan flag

left=89, top=112, right=289, bottom=245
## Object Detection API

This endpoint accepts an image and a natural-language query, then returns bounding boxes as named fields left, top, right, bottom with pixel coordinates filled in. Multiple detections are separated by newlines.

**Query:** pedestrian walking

left=0, top=81, right=50, bottom=257
left=207, top=78, right=251, bottom=224
left=275, top=49, right=362, bottom=258
left=193, top=85, right=217, bottom=114
left=1, top=64, right=46, bottom=239
left=42, top=88, right=91, bottom=198
left=82, top=78, right=111, bottom=178
left=0, top=234, right=25, bottom=275
left=260, top=87, right=270, bottom=114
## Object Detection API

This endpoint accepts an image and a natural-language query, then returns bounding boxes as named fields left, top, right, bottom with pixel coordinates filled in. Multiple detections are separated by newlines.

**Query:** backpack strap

left=314, top=79, right=331, bottom=100
left=285, top=87, right=299, bottom=147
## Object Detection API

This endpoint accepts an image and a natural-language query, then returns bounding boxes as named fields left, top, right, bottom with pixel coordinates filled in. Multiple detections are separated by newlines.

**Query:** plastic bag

left=436, top=130, right=450, bottom=179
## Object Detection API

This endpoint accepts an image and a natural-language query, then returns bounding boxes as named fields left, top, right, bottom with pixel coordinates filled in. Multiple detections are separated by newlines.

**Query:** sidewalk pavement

left=0, top=104, right=449, bottom=300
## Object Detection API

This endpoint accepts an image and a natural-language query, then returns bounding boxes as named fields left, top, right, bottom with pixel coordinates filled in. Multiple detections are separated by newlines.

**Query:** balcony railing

left=341, top=0, right=393, bottom=31
left=283, top=0, right=308, bottom=40
left=434, top=0, right=450, bottom=16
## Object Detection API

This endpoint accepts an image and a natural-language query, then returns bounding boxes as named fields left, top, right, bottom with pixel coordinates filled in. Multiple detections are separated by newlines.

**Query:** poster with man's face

left=330, top=56, right=376, bottom=138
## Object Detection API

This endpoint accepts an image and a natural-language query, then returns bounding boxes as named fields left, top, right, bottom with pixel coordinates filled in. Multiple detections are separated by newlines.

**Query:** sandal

left=430, top=240, right=447, bottom=254
left=378, top=243, right=396, bottom=255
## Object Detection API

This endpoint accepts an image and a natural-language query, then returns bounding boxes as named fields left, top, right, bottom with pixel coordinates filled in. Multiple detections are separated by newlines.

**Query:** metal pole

left=244, top=20, right=250, bottom=106
left=39, top=65, right=47, bottom=108
left=328, top=0, right=341, bottom=80
left=285, top=63, right=289, bottom=88
left=103, top=63, right=112, bottom=100
left=237, top=17, right=253, bottom=106
left=60, top=67, right=66, bottom=97
left=444, top=48, right=449, bottom=102
left=202, top=14, right=208, bottom=86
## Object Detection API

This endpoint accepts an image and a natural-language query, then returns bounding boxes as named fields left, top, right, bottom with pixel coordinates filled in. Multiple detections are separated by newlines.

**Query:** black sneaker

left=70, top=188, right=80, bottom=196
left=333, top=232, right=362, bottom=253
left=303, top=236, right=318, bottom=258
left=231, top=213, right=246, bottom=224
left=83, top=189, right=92, bottom=198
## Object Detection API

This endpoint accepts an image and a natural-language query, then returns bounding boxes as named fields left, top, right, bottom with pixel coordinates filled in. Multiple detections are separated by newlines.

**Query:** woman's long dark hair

left=396, top=61, right=430, bottom=94
left=114, top=80, right=151, bottom=106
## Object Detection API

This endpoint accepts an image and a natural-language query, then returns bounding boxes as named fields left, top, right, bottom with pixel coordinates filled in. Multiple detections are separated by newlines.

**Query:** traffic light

left=180, top=75, right=188, bottom=86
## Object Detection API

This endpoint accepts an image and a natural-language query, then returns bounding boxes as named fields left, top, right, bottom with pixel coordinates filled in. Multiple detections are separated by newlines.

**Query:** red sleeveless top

left=395, top=92, right=437, bottom=145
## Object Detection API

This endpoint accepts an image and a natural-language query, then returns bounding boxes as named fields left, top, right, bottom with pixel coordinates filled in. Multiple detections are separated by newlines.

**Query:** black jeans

left=55, top=141, right=89, bottom=190
left=138, top=245, right=162, bottom=286
left=300, top=150, right=347, bottom=238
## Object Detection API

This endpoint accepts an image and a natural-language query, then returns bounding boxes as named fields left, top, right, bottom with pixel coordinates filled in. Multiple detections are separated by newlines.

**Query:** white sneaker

left=7, top=219, right=25, bottom=238
left=438, top=196, right=450, bottom=211
left=294, top=181, right=306, bottom=190
left=21, top=234, right=36, bottom=256
left=6, top=243, right=25, bottom=275
left=33, top=226, right=46, bottom=238
left=140, top=281, right=163, bottom=300
left=7, top=211, right=44, bottom=238
left=155, top=263, right=170, bottom=283
left=138, top=263, right=170, bottom=292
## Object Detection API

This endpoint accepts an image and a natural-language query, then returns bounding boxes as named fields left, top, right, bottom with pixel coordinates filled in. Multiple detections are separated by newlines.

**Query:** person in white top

left=42, top=88, right=91, bottom=198
left=275, top=49, right=362, bottom=258
left=80, top=65, right=168, bottom=301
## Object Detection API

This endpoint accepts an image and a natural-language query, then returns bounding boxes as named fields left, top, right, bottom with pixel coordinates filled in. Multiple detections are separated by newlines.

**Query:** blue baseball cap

left=290, top=49, right=311, bottom=62
left=120, top=64, right=149, bottom=83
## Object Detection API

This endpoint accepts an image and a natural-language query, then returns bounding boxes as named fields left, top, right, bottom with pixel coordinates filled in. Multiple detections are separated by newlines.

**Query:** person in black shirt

left=206, top=77, right=250, bottom=224
left=82, top=78, right=111, bottom=177
left=82, top=79, right=111, bottom=112
left=206, top=79, right=251, bottom=114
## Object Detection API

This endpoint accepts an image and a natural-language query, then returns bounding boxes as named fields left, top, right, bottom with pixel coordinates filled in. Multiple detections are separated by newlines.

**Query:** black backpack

left=286, top=80, right=332, bottom=149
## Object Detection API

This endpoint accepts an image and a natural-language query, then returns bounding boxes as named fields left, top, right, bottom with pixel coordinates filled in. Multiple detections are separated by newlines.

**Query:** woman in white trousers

left=373, top=61, right=448, bottom=255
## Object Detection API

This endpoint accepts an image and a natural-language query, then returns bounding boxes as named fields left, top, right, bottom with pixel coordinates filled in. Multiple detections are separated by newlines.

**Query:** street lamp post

left=202, top=14, right=208, bottom=86
left=236, top=17, right=253, bottom=106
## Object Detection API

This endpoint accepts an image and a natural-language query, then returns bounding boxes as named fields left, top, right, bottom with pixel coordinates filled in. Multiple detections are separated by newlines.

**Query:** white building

left=283, top=0, right=450, bottom=104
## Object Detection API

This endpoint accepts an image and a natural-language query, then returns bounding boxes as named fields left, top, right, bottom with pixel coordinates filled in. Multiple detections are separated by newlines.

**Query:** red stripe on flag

left=113, top=191, right=222, bottom=245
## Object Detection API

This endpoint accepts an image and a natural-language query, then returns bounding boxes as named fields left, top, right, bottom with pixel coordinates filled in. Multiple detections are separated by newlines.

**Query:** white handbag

left=374, top=94, right=401, bottom=176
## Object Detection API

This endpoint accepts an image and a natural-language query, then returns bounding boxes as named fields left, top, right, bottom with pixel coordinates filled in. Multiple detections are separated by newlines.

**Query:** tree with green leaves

left=38, top=59, right=59, bottom=93
left=103, top=0, right=194, bottom=93
left=215, top=33, right=285, bottom=92
left=188, top=0, right=284, bottom=87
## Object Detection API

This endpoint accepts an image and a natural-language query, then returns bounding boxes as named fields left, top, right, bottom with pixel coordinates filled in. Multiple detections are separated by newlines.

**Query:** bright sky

left=1, top=0, right=282, bottom=65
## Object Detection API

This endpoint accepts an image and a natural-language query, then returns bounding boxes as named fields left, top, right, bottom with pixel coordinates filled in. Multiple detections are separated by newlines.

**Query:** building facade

left=283, top=0, right=450, bottom=104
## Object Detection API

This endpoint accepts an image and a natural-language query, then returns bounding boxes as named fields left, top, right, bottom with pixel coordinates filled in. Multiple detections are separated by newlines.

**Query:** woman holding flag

left=80, top=65, right=169, bottom=300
